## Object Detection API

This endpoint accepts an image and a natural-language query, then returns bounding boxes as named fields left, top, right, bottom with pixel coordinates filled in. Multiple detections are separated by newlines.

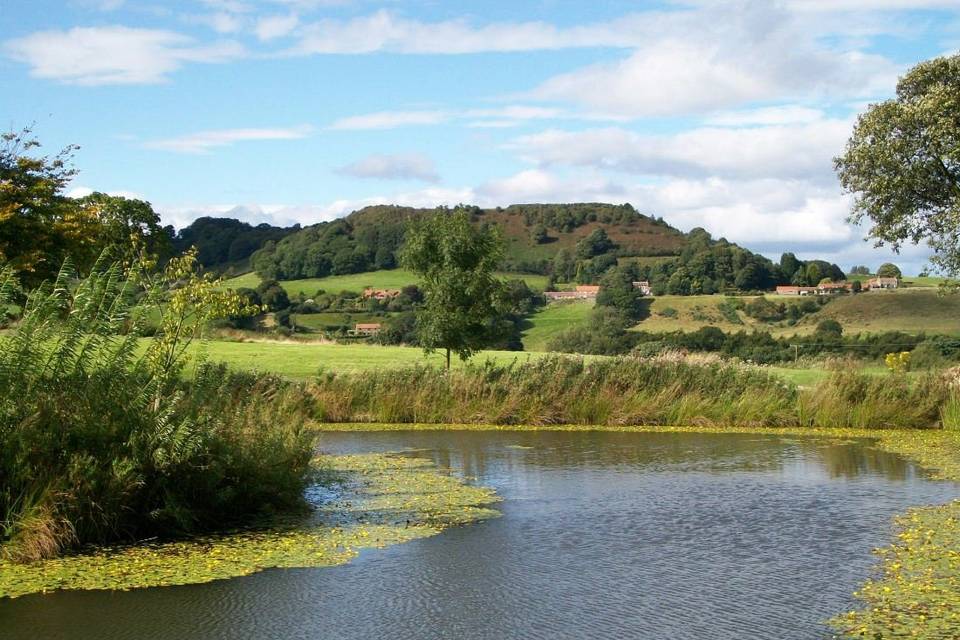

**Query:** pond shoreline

left=0, top=454, right=500, bottom=600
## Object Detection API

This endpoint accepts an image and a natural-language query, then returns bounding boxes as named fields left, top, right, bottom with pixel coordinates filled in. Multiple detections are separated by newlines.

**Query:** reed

left=308, top=353, right=958, bottom=430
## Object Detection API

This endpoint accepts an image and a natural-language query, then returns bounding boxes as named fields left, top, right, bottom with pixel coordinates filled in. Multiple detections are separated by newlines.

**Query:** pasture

left=224, top=269, right=549, bottom=296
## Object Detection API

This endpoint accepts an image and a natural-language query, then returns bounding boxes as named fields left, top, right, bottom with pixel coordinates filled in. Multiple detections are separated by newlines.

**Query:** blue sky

left=2, top=1, right=959, bottom=273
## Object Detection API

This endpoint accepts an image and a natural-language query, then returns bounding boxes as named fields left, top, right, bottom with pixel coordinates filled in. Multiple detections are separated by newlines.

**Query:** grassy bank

left=0, top=453, right=500, bottom=598
left=307, top=355, right=959, bottom=430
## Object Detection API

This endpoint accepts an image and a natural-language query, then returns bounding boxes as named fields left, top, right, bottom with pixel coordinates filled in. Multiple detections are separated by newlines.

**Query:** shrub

left=0, top=261, right=314, bottom=562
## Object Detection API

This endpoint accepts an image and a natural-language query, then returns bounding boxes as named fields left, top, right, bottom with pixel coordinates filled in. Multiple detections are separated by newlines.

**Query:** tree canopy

left=835, top=54, right=960, bottom=277
left=400, top=207, right=506, bottom=368
left=0, top=129, right=171, bottom=285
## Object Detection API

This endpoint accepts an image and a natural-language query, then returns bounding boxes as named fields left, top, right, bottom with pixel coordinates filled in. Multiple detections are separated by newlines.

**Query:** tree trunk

left=445, top=348, right=451, bottom=371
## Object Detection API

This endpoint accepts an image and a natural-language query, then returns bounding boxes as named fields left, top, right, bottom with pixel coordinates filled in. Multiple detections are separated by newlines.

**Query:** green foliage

left=400, top=207, right=507, bottom=367
left=173, top=217, right=295, bottom=272
left=877, top=262, right=903, bottom=278
left=835, top=53, right=960, bottom=277
left=575, top=228, right=616, bottom=259
left=0, top=259, right=313, bottom=562
left=0, top=130, right=172, bottom=286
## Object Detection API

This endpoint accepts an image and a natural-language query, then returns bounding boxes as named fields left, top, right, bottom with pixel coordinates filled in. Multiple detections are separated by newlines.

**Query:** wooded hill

left=180, top=202, right=848, bottom=295
left=245, top=203, right=686, bottom=280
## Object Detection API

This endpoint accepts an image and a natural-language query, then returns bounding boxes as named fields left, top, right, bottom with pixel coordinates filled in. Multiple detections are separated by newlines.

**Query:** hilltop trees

left=835, top=54, right=960, bottom=277
left=400, top=207, right=506, bottom=369
left=877, top=263, right=903, bottom=278
left=0, top=129, right=172, bottom=285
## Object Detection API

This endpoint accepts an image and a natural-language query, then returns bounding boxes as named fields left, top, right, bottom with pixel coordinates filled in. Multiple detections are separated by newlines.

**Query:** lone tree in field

left=835, top=54, right=960, bottom=278
left=401, top=207, right=505, bottom=369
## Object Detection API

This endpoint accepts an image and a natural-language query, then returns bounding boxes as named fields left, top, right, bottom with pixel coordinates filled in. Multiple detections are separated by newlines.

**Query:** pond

left=2, top=430, right=958, bottom=639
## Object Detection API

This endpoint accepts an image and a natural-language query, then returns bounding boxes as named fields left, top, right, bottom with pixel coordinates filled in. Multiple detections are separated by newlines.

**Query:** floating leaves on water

left=0, top=453, right=500, bottom=599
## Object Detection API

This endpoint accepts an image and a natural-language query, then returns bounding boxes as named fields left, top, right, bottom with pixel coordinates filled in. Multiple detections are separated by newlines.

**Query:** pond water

left=3, top=430, right=958, bottom=640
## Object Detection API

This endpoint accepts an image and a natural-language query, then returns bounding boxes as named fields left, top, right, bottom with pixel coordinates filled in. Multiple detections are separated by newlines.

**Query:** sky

left=2, top=0, right=959, bottom=274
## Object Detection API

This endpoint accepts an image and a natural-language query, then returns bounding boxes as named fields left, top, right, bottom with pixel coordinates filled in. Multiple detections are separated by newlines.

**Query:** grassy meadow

left=630, top=288, right=960, bottom=337
left=186, top=339, right=573, bottom=378
left=225, top=268, right=549, bottom=296
left=521, top=300, right=594, bottom=351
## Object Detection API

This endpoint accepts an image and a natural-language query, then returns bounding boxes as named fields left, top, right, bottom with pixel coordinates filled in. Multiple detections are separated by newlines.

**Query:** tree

left=877, top=262, right=903, bottom=278
left=0, top=128, right=78, bottom=284
left=531, top=224, right=549, bottom=244
left=575, top=228, right=616, bottom=259
left=400, top=207, right=505, bottom=369
left=835, top=54, right=960, bottom=277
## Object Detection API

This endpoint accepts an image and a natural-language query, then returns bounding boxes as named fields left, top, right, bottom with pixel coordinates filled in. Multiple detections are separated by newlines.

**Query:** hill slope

left=249, top=203, right=686, bottom=280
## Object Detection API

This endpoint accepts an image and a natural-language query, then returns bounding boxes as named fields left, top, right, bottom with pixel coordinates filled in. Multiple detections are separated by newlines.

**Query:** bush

left=0, top=263, right=314, bottom=562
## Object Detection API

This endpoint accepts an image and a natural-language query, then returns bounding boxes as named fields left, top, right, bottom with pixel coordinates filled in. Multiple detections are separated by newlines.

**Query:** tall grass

left=310, top=353, right=801, bottom=427
left=309, top=352, right=960, bottom=430
left=0, top=262, right=314, bottom=563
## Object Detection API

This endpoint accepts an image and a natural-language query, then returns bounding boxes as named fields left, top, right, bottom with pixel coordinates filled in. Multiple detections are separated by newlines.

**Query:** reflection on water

left=2, top=431, right=956, bottom=640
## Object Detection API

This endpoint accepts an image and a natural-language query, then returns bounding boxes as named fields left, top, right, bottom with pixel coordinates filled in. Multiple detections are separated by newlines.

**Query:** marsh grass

left=308, top=353, right=959, bottom=430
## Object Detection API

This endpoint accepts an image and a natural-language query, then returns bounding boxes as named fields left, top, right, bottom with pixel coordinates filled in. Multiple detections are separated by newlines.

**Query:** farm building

left=632, top=281, right=652, bottom=295
left=363, top=288, right=401, bottom=300
left=866, top=277, right=899, bottom=290
left=544, top=285, right=601, bottom=301
left=817, top=282, right=855, bottom=294
left=775, top=286, right=817, bottom=296
left=350, top=323, right=382, bottom=336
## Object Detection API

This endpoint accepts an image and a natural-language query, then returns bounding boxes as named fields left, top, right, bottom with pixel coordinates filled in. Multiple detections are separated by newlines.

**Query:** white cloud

left=289, top=10, right=648, bottom=55
left=67, top=185, right=143, bottom=200
left=4, top=26, right=243, bottom=85
left=705, top=105, right=826, bottom=126
left=531, top=5, right=900, bottom=117
left=512, top=118, right=853, bottom=181
left=191, top=12, right=245, bottom=34
left=144, top=125, right=313, bottom=154
left=328, top=110, right=450, bottom=130
left=336, top=153, right=439, bottom=183
left=255, top=13, right=300, bottom=41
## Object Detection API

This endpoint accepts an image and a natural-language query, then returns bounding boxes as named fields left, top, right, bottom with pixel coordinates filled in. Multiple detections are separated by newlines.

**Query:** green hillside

left=522, top=301, right=594, bottom=352
left=248, top=203, right=686, bottom=281
left=627, top=289, right=960, bottom=337
left=794, top=289, right=960, bottom=335
left=225, top=269, right=548, bottom=296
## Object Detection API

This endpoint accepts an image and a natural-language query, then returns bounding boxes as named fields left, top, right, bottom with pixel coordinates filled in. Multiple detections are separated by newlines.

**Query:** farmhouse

left=866, top=277, right=899, bottom=290
left=350, top=323, right=382, bottom=336
left=632, top=281, right=652, bottom=295
left=775, top=286, right=817, bottom=296
left=363, top=288, right=401, bottom=300
left=817, top=282, right=855, bottom=294
left=544, top=285, right=601, bottom=301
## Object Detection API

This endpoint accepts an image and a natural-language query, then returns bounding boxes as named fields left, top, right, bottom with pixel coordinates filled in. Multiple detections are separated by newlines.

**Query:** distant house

left=350, top=323, right=382, bottom=336
left=866, top=277, right=899, bottom=290
left=632, top=281, right=652, bottom=295
left=544, top=285, right=601, bottom=302
left=816, top=281, right=854, bottom=295
left=775, top=286, right=817, bottom=296
left=363, top=288, right=401, bottom=300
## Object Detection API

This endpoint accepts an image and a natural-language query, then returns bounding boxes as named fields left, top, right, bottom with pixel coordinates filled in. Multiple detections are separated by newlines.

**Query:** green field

left=291, top=312, right=387, bottom=331
left=522, top=301, right=594, bottom=352
left=793, top=288, right=960, bottom=335
left=184, top=340, right=569, bottom=379
left=225, top=269, right=549, bottom=296
left=630, top=289, right=960, bottom=337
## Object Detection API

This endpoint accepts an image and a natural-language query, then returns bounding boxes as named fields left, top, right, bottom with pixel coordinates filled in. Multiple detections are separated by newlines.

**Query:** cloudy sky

left=3, top=1, right=959, bottom=273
